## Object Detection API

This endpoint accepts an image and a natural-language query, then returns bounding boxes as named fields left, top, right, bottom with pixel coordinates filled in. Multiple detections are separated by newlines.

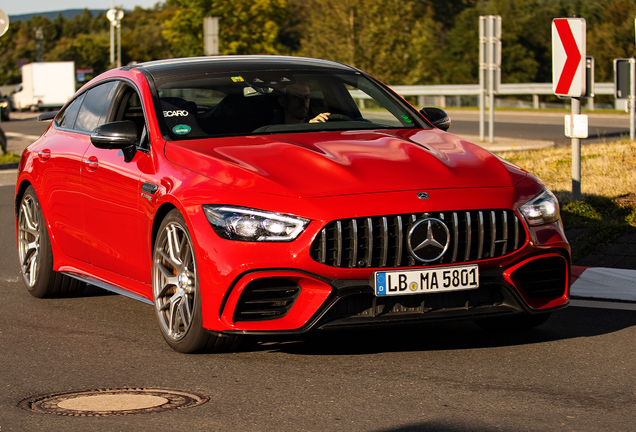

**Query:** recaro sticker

left=173, top=125, right=191, bottom=135
left=164, top=110, right=189, bottom=117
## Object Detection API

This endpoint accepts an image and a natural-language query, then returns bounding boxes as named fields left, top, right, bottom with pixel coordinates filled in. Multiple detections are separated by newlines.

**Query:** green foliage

left=561, top=195, right=636, bottom=260
left=162, top=0, right=289, bottom=57
left=299, top=0, right=424, bottom=83
left=0, top=153, right=20, bottom=164
left=0, top=6, right=176, bottom=86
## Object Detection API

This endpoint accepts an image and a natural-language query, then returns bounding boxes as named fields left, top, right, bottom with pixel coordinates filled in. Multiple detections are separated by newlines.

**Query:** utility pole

left=35, top=27, right=44, bottom=62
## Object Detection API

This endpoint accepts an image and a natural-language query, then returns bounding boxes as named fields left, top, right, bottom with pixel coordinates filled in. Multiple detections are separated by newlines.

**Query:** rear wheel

left=18, top=186, right=85, bottom=297
left=473, top=313, right=551, bottom=332
left=152, top=210, right=241, bottom=353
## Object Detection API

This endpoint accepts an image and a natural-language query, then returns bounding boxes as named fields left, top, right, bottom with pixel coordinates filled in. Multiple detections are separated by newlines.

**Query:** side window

left=114, top=86, right=149, bottom=148
left=55, top=93, right=85, bottom=130
left=74, top=81, right=118, bottom=133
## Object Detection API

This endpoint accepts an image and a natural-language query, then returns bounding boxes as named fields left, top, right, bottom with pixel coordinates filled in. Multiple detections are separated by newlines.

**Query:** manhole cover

left=18, top=388, right=209, bottom=416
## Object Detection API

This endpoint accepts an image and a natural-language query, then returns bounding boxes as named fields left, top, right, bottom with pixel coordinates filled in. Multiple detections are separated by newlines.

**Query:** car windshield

left=154, top=70, right=425, bottom=140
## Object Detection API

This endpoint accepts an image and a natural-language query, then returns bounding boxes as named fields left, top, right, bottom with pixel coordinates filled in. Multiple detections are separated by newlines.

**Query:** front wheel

left=152, top=210, right=241, bottom=353
left=18, top=186, right=85, bottom=297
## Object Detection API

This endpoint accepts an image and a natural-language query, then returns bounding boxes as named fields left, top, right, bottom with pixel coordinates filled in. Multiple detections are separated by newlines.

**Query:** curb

left=0, top=162, right=18, bottom=171
left=570, top=265, right=636, bottom=303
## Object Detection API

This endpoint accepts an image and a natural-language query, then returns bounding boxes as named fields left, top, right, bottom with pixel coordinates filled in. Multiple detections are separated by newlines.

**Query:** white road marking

left=5, top=132, right=41, bottom=140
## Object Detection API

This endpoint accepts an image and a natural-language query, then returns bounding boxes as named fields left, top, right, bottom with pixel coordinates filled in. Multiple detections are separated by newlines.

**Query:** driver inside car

left=277, top=82, right=331, bottom=124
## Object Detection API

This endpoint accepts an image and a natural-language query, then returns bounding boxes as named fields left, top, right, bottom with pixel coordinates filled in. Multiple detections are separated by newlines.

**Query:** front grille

left=514, top=257, right=567, bottom=299
left=310, top=210, right=526, bottom=268
left=233, top=278, right=300, bottom=322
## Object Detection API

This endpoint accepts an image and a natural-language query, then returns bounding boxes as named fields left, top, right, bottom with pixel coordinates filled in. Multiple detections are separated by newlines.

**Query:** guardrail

left=383, top=82, right=616, bottom=110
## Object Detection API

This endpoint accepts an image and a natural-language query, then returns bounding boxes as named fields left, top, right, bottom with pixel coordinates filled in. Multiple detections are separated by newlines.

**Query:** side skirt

left=62, top=271, right=154, bottom=306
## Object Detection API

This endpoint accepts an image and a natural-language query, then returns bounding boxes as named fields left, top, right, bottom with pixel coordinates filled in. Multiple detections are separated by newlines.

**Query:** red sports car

left=15, top=56, right=570, bottom=353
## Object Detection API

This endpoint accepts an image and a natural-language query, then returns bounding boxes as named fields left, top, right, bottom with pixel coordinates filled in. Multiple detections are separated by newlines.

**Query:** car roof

left=131, top=55, right=358, bottom=80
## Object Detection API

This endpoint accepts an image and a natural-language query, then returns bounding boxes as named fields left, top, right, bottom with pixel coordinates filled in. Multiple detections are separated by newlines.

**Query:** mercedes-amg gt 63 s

left=15, top=56, right=570, bottom=353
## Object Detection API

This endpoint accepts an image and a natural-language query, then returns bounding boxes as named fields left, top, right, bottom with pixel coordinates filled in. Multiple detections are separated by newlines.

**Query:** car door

left=36, top=93, right=92, bottom=262
left=80, top=82, right=152, bottom=284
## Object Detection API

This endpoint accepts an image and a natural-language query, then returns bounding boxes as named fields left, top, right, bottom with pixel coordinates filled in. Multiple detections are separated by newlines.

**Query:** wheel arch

left=15, top=180, right=34, bottom=219
left=151, top=202, right=178, bottom=252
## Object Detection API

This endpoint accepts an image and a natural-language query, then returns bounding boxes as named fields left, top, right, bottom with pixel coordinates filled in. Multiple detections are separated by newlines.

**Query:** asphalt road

left=1, top=112, right=635, bottom=431
left=445, top=110, right=632, bottom=146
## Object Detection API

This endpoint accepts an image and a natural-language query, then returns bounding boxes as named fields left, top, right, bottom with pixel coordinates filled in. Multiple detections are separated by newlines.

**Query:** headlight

left=519, top=189, right=560, bottom=226
left=203, top=205, right=310, bottom=242
left=0, top=101, right=8, bottom=108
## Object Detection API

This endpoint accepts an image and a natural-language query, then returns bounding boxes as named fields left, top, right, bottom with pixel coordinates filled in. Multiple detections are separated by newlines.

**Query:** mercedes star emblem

left=407, top=218, right=450, bottom=262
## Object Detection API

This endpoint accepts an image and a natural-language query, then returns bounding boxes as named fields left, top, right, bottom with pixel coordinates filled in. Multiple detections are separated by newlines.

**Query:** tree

left=0, top=6, right=178, bottom=85
left=299, top=0, right=446, bottom=85
left=162, top=0, right=289, bottom=57
left=122, top=5, right=177, bottom=63
left=46, top=33, right=110, bottom=72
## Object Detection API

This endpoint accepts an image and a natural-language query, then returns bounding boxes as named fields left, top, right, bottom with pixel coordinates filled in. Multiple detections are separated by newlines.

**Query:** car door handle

left=38, top=150, right=51, bottom=162
left=84, top=156, right=99, bottom=172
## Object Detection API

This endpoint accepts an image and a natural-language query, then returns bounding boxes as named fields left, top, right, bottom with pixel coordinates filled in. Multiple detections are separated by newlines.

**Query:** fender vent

left=233, top=278, right=300, bottom=322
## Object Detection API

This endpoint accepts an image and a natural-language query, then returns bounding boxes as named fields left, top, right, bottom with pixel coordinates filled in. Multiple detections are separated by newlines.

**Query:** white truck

left=12, top=62, right=76, bottom=111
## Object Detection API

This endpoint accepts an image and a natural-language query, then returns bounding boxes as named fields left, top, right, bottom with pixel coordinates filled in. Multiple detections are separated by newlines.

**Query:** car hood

left=164, top=129, right=527, bottom=198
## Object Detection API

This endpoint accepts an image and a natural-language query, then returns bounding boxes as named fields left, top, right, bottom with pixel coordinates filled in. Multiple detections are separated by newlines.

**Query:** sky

left=3, top=0, right=162, bottom=16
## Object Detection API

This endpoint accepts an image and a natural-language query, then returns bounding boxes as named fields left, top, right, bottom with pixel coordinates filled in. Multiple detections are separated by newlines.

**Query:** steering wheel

left=326, top=114, right=352, bottom=122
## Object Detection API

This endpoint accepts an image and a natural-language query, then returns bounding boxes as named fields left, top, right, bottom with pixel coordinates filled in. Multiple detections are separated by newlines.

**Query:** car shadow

left=236, top=306, right=636, bottom=356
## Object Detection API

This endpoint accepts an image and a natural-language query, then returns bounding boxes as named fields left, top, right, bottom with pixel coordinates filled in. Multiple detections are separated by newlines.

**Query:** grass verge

left=0, top=152, right=20, bottom=164
left=496, top=140, right=636, bottom=261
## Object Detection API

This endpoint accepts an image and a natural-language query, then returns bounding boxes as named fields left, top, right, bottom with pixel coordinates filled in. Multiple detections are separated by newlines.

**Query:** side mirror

left=38, top=111, right=58, bottom=122
left=91, top=120, right=138, bottom=162
left=419, top=107, right=451, bottom=131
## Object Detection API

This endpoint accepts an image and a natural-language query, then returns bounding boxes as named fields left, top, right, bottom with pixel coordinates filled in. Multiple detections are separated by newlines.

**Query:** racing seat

left=160, top=97, right=207, bottom=139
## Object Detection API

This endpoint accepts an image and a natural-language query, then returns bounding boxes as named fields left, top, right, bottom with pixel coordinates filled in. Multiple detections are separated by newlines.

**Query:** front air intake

left=513, top=257, right=567, bottom=299
left=233, top=278, right=300, bottom=322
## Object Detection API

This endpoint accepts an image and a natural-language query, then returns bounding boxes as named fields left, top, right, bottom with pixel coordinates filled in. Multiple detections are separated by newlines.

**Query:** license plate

left=373, top=265, right=479, bottom=296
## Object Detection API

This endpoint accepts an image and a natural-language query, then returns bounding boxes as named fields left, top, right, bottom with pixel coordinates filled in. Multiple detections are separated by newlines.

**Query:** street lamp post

left=106, top=9, right=124, bottom=68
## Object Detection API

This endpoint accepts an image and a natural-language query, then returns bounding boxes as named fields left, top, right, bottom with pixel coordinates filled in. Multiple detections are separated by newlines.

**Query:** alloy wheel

left=18, top=194, right=41, bottom=287
left=153, top=221, right=197, bottom=342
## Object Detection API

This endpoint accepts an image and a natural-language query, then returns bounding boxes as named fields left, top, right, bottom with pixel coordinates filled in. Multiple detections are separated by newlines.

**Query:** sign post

left=204, top=17, right=220, bottom=56
left=479, top=15, right=501, bottom=144
left=552, top=17, right=586, bottom=201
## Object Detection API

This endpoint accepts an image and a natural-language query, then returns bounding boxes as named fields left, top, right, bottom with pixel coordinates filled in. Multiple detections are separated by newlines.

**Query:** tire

left=17, top=186, right=85, bottom=297
left=152, top=209, right=241, bottom=353
left=473, top=312, right=551, bottom=332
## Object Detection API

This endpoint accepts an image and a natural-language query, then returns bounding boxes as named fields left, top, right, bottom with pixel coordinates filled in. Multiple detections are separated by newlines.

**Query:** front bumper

left=216, top=249, right=570, bottom=336
left=184, top=184, right=571, bottom=335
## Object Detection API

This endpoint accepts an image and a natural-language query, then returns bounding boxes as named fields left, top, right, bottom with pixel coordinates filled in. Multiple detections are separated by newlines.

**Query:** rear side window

left=74, top=81, right=118, bottom=133
left=55, top=93, right=85, bottom=129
